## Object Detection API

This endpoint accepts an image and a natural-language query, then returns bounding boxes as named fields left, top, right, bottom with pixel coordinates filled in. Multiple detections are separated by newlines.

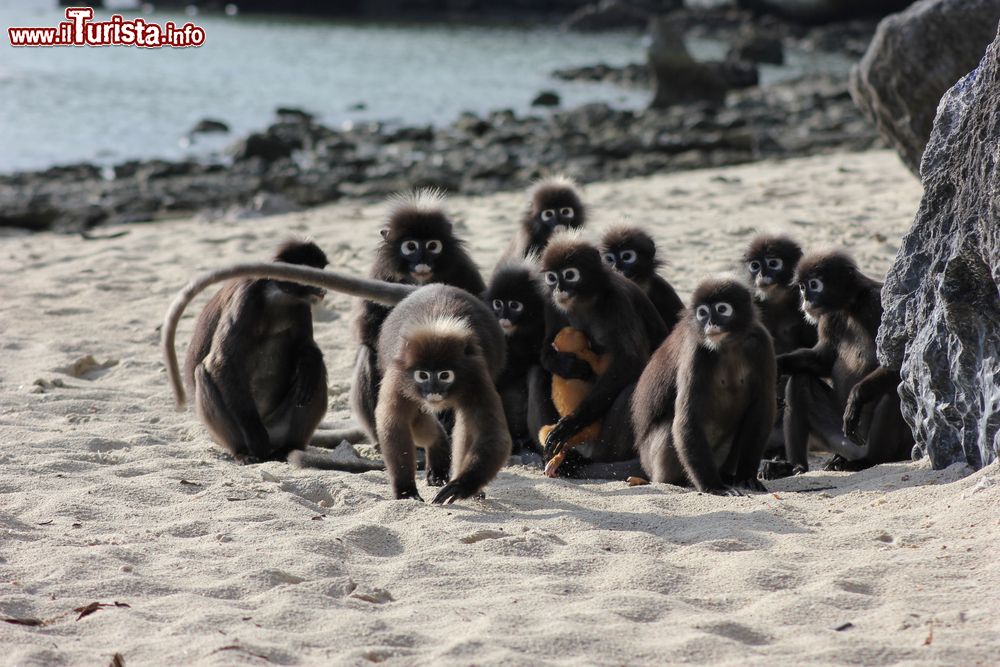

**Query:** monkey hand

left=708, top=485, right=745, bottom=497
left=542, top=349, right=596, bottom=381
left=842, top=387, right=867, bottom=444
left=233, top=453, right=263, bottom=465
left=432, top=477, right=483, bottom=505
left=543, top=414, right=585, bottom=460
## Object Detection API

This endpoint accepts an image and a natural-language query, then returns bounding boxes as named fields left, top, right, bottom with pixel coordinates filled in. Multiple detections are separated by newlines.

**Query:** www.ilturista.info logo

left=8, top=7, right=205, bottom=48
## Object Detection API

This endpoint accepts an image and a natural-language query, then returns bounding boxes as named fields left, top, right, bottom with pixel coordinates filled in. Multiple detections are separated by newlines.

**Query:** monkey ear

left=379, top=228, right=389, bottom=240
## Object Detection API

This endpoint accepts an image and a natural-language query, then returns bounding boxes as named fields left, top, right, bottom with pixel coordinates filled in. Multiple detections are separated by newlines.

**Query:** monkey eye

left=562, top=268, right=581, bottom=283
left=544, top=271, right=559, bottom=286
left=426, top=240, right=443, bottom=254
left=491, top=298, right=503, bottom=311
left=715, top=302, right=733, bottom=317
left=621, top=250, right=637, bottom=263
left=401, top=240, right=419, bottom=255
left=437, top=370, right=454, bottom=383
left=808, top=278, right=824, bottom=293
left=602, top=253, right=616, bottom=266
left=748, top=260, right=761, bottom=273
left=413, top=370, right=431, bottom=383
left=696, top=305, right=711, bottom=321
left=559, top=207, right=574, bottom=218
left=540, top=209, right=556, bottom=222
left=766, top=258, right=783, bottom=271
left=509, top=301, right=523, bottom=312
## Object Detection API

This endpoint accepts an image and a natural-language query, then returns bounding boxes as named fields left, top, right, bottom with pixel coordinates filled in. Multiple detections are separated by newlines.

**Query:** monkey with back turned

left=632, top=277, right=776, bottom=494
left=761, top=250, right=913, bottom=478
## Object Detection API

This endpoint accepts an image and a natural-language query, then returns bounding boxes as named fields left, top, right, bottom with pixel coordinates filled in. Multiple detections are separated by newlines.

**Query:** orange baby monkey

left=539, top=326, right=610, bottom=477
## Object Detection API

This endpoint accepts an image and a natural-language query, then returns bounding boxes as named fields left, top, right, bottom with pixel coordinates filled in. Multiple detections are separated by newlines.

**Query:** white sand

left=2, top=149, right=999, bottom=666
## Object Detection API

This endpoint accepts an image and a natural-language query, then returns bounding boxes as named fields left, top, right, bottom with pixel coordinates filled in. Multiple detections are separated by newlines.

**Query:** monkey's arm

left=729, top=334, right=777, bottom=488
left=672, top=366, right=730, bottom=494
left=635, top=288, right=671, bottom=347
left=538, top=307, right=594, bottom=380
left=776, top=342, right=836, bottom=377
left=843, top=365, right=900, bottom=442
left=291, top=342, right=327, bottom=408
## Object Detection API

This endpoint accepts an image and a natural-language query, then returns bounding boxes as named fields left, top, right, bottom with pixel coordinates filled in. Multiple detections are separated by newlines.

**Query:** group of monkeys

left=162, top=177, right=915, bottom=505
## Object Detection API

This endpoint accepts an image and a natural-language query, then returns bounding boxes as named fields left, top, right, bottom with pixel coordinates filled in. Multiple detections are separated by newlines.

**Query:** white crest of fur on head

left=406, top=314, right=473, bottom=343
left=545, top=227, right=587, bottom=249
left=387, top=187, right=448, bottom=218
left=529, top=174, right=579, bottom=197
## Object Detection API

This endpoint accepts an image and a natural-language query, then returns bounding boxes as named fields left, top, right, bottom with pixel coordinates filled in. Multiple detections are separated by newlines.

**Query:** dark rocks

left=190, top=118, right=230, bottom=135
left=877, top=24, right=1000, bottom=470
left=741, top=0, right=913, bottom=23
left=275, top=107, right=314, bottom=123
left=728, top=30, right=784, bottom=64
left=231, top=132, right=298, bottom=162
left=648, top=17, right=730, bottom=107
left=531, top=91, right=562, bottom=107
left=849, top=0, right=1000, bottom=175
left=552, top=63, right=650, bottom=87
left=562, top=1, right=650, bottom=31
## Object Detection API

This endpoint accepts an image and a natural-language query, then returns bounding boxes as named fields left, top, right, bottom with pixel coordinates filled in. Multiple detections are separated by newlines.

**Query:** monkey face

left=490, top=298, right=526, bottom=334
left=690, top=279, right=755, bottom=350
left=602, top=246, right=645, bottom=280
left=484, top=266, right=545, bottom=337
left=530, top=189, right=584, bottom=239
left=743, top=236, right=803, bottom=295
left=409, top=367, right=456, bottom=409
left=794, top=252, right=860, bottom=321
left=543, top=266, right=585, bottom=310
left=599, top=225, right=658, bottom=282
left=397, top=237, right=445, bottom=283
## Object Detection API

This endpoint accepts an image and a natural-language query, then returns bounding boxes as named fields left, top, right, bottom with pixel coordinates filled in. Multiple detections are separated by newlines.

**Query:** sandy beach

left=2, top=149, right=998, bottom=666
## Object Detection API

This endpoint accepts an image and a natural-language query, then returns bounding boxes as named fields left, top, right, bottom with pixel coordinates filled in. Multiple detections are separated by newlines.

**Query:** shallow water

left=0, top=1, right=651, bottom=173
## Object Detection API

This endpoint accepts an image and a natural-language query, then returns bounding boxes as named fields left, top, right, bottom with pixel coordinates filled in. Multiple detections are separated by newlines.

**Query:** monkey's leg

left=350, top=345, right=380, bottom=448
left=779, top=374, right=841, bottom=474
left=194, top=364, right=270, bottom=464
left=375, top=383, right=422, bottom=501
left=411, top=411, right=451, bottom=487
left=641, top=421, right=685, bottom=486
left=266, top=371, right=329, bottom=462
left=727, top=397, right=775, bottom=493
left=526, top=366, right=558, bottom=451
left=828, top=394, right=912, bottom=469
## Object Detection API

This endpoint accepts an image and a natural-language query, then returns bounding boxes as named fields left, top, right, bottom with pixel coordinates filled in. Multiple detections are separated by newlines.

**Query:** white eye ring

left=509, top=301, right=523, bottom=312
left=766, top=258, right=783, bottom=270
left=602, top=253, right=616, bottom=266
left=414, top=370, right=430, bottom=382
left=426, top=240, right=443, bottom=254
left=544, top=271, right=559, bottom=286
left=808, top=278, right=824, bottom=293
left=540, top=209, right=556, bottom=222
left=696, top=305, right=711, bottom=320
left=748, top=260, right=761, bottom=273
left=559, top=207, right=574, bottom=218
left=621, top=250, right=637, bottom=263
left=562, top=268, right=580, bottom=283
left=715, top=302, right=733, bottom=317
left=437, top=370, right=454, bottom=383
left=492, top=299, right=503, bottom=311
left=401, top=240, right=419, bottom=255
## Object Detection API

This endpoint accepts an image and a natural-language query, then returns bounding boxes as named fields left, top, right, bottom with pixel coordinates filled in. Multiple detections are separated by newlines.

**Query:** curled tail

left=162, top=262, right=418, bottom=410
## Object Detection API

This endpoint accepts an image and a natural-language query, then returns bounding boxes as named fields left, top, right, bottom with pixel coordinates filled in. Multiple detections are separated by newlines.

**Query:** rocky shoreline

left=0, top=67, right=882, bottom=233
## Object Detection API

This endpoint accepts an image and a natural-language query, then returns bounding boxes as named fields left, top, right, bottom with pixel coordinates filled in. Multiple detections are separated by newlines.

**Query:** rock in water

left=850, top=0, right=1000, bottom=175
left=878, top=23, right=1000, bottom=470
left=647, top=17, right=728, bottom=108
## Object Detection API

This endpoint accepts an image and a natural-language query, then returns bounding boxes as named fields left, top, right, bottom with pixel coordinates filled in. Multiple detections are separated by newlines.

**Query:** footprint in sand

left=701, top=621, right=772, bottom=646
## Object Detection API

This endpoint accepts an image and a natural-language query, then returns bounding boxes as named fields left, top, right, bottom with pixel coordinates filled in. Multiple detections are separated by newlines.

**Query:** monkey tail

left=287, top=448, right=386, bottom=472
left=161, top=262, right=418, bottom=409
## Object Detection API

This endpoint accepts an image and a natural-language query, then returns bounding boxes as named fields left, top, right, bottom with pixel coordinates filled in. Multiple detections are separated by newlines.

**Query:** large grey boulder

left=741, top=0, right=911, bottom=22
left=850, top=0, right=1000, bottom=175
left=877, top=24, right=1000, bottom=470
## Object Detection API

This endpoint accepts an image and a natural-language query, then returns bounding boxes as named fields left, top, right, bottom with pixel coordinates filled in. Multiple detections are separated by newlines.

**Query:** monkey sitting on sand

left=539, top=327, right=610, bottom=477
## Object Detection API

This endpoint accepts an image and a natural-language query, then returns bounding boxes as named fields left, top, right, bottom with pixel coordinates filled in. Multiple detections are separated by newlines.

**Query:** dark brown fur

left=742, top=234, right=817, bottom=355
left=179, top=240, right=330, bottom=464
left=500, top=177, right=586, bottom=262
left=600, top=224, right=684, bottom=329
left=350, top=190, right=486, bottom=447
left=763, top=250, right=913, bottom=477
left=532, top=234, right=669, bottom=475
left=632, top=277, right=776, bottom=493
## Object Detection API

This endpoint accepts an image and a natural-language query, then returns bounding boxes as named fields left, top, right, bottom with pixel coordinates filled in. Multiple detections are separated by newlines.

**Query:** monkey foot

left=627, top=476, right=650, bottom=487
left=736, top=478, right=767, bottom=493
left=759, top=459, right=806, bottom=480
left=543, top=452, right=567, bottom=478
left=426, top=469, right=450, bottom=487
left=233, top=453, right=263, bottom=466
left=394, top=487, right=425, bottom=502
left=823, top=455, right=870, bottom=472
